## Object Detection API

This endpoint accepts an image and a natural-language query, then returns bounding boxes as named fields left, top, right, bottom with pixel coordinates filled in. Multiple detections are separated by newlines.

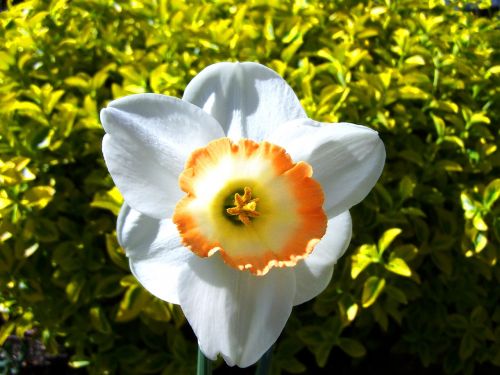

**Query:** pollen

left=226, top=186, right=260, bottom=225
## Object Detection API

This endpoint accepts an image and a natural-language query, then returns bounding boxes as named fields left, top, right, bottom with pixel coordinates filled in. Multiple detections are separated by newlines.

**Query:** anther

left=226, top=187, right=260, bottom=225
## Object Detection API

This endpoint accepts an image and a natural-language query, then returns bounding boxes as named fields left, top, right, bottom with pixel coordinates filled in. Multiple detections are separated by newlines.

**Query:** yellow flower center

left=173, top=137, right=327, bottom=276
left=226, top=186, right=260, bottom=225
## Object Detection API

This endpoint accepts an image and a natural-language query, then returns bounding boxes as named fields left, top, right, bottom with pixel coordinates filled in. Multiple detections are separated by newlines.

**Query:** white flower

left=100, top=62, right=385, bottom=368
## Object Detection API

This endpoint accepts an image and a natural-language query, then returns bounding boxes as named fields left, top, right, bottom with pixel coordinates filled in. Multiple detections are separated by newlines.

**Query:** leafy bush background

left=0, top=0, right=499, bottom=374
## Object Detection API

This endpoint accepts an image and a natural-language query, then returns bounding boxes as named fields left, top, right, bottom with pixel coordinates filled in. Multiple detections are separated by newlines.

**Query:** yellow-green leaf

left=385, top=257, right=412, bottom=277
left=21, top=186, right=56, bottom=209
left=430, top=113, right=445, bottom=138
left=90, top=306, right=112, bottom=334
left=91, top=186, right=123, bottom=215
left=461, top=192, right=476, bottom=213
left=474, top=232, right=488, bottom=253
left=399, top=176, right=416, bottom=200
left=66, top=274, right=86, bottom=304
left=69, top=358, right=90, bottom=369
left=483, top=179, right=500, bottom=209
left=281, top=35, right=303, bottom=63
left=473, top=215, right=488, bottom=231
left=0, top=321, right=15, bottom=346
left=0, top=190, right=13, bottom=210
left=64, top=75, right=90, bottom=90
left=44, top=89, right=65, bottom=115
left=351, top=244, right=378, bottom=279
left=469, top=113, right=490, bottom=125
left=105, top=233, right=128, bottom=271
left=378, top=228, right=402, bottom=254
left=399, top=86, right=429, bottom=100
left=437, top=160, right=463, bottom=172
left=443, top=136, right=465, bottom=149
left=115, top=284, right=152, bottom=322
left=404, top=55, right=426, bottom=66
left=362, top=276, right=386, bottom=308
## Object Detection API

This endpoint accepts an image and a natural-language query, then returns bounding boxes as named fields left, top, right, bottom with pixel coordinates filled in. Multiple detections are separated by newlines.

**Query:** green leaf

left=297, top=326, right=325, bottom=347
left=0, top=320, right=15, bottom=346
left=448, top=314, right=468, bottom=330
left=106, top=233, right=129, bottom=271
left=393, top=244, right=419, bottom=261
left=64, top=75, right=91, bottom=91
left=378, top=228, right=402, bottom=254
left=115, top=285, right=152, bottom=322
left=404, top=55, right=426, bottom=66
left=399, top=176, right=416, bottom=200
left=68, top=359, right=90, bottom=369
left=0, top=191, right=13, bottom=210
left=314, top=342, right=334, bottom=368
left=470, top=306, right=488, bottom=326
left=362, top=276, right=386, bottom=308
left=472, top=215, right=488, bottom=231
left=429, top=100, right=459, bottom=113
left=385, top=257, right=412, bottom=277
left=443, top=136, right=465, bottom=149
left=399, top=85, right=429, bottom=100
left=281, top=35, right=304, bottom=63
left=142, top=298, right=171, bottom=322
left=90, top=306, right=112, bottom=334
left=474, top=231, right=487, bottom=253
left=91, top=186, right=123, bottom=215
left=338, top=295, right=359, bottom=323
left=483, top=179, right=500, bottom=209
left=436, top=160, right=463, bottom=172
left=44, top=89, right=65, bottom=115
left=351, top=244, right=378, bottom=279
left=21, top=186, right=56, bottom=209
left=430, top=113, right=445, bottom=138
left=95, top=274, right=124, bottom=299
left=469, top=113, right=490, bottom=125
left=384, top=285, right=408, bottom=304
left=431, top=251, right=453, bottom=276
left=338, top=338, right=366, bottom=358
left=459, top=333, right=476, bottom=360
left=66, top=274, right=86, bottom=304
left=461, top=192, right=477, bottom=213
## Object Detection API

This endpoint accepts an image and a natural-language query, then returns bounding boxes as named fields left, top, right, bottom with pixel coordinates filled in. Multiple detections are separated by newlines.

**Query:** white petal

left=117, top=204, right=194, bottom=305
left=182, top=62, right=306, bottom=141
left=178, top=254, right=295, bottom=367
left=293, top=211, right=352, bottom=305
left=101, top=93, right=225, bottom=219
left=269, top=119, right=385, bottom=218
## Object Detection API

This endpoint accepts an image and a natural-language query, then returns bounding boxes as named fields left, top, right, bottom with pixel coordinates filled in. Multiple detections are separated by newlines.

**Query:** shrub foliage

left=0, top=0, right=499, bottom=374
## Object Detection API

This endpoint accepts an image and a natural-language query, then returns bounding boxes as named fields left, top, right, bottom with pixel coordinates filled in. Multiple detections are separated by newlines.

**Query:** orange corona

left=173, top=138, right=327, bottom=276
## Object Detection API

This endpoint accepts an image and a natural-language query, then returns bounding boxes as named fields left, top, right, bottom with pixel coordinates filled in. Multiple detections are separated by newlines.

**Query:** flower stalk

left=197, top=347, right=212, bottom=375
left=255, top=345, right=274, bottom=375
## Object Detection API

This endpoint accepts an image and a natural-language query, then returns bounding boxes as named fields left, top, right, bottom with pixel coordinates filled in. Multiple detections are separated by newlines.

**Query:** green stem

left=197, top=347, right=212, bottom=375
left=255, top=345, right=274, bottom=375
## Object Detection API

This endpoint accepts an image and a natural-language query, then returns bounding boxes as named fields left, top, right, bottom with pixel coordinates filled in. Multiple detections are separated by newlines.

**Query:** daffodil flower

left=101, top=62, right=385, bottom=368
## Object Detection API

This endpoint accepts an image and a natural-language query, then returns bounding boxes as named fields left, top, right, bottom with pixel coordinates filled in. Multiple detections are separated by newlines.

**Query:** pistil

left=226, top=186, right=260, bottom=225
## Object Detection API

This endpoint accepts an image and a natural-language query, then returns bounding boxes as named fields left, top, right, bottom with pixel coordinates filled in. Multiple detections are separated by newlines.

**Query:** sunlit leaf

left=91, top=186, right=123, bottom=215
left=483, top=179, right=500, bottom=209
left=385, top=257, right=412, bottom=277
left=362, top=276, right=386, bottom=308
left=21, top=186, right=55, bottom=209
left=351, top=244, right=378, bottom=279
left=378, top=228, right=402, bottom=254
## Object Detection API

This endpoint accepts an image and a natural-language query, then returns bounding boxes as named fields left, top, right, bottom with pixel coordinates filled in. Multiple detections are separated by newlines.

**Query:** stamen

left=226, top=186, right=260, bottom=225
